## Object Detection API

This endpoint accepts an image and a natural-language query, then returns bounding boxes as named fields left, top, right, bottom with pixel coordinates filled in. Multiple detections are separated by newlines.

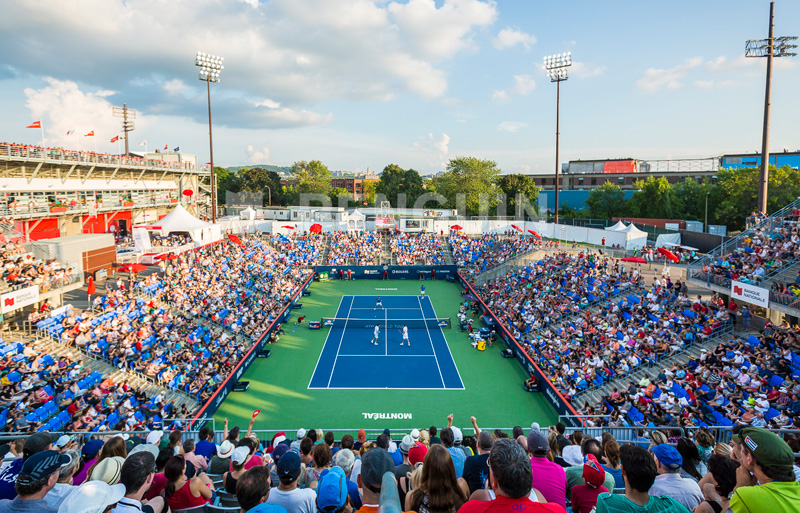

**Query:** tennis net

left=321, top=317, right=451, bottom=329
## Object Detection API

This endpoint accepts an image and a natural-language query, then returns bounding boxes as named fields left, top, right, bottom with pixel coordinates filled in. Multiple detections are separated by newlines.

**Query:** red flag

left=110, top=135, right=119, bottom=143
left=85, top=131, right=94, bottom=137
left=164, top=144, right=168, bottom=150
left=26, top=121, right=41, bottom=129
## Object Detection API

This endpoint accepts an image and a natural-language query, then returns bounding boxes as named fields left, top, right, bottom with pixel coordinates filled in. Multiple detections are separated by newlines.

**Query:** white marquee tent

left=153, top=204, right=222, bottom=245
left=346, top=209, right=366, bottom=231
left=619, top=223, right=648, bottom=250
left=606, top=220, right=628, bottom=231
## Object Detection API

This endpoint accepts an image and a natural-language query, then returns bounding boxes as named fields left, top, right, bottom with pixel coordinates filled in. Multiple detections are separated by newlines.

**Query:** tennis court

left=308, top=295, right=464, bottom=389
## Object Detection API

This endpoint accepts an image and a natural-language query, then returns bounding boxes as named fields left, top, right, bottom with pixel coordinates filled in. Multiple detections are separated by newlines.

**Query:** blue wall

left=538, top=189, right=635, bottom=212
left=721, top=153, right=800, bottom=170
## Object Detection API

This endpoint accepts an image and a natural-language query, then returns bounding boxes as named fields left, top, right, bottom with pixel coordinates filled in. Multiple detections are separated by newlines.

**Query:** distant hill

left=228, top=165, right=293, bottom=174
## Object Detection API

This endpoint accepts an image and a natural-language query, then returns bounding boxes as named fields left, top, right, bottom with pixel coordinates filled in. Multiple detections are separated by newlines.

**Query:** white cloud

left=414, top=132, right=450, bottom=169
left=388, top=0, right=498, bottom=58
left=257, top=106, right=333, bottom=126
left=246, top=145, right=271, bottom=164
left=492, top=27, right=536, bottom=50
left=24, top=77, right=122, bottom=149
left=163, top=79, right=187, bottom=95
left=570, top=61, right=606, bottom=79
left=694, top=79, right=738, bottom=89
left=252, top=98, right=281, bottom=108
left=492, top=74, right=535, bottom=100
left=694, top=80, right=714, bottom=89
left=497, top=121, right=527, bottom=132
left=635, top=57, right=703, bottom=92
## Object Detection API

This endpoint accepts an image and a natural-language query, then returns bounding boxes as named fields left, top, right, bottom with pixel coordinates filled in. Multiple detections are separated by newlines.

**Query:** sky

left=0, top=0, right=798, bottom=175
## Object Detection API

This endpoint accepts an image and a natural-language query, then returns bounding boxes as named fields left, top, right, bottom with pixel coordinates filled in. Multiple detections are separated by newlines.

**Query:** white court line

left=385, top=306, right=388, bottom=356
left=308, top=386, right=465, bottom=390
left=307, top=295, right=345, bottom=389
left=425, top=295, right=465, bottom=388
left=350, top=307, right=420, bottom=310
left=326, top=296, right=354, bottom=388
left=337, top=354, right=434, bottom=357
left=419, top=295, right=445, bottom=388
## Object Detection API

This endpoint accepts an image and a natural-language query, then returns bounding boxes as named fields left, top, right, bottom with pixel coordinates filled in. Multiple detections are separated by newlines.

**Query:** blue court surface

left=308, top=295, right=464, bottom=389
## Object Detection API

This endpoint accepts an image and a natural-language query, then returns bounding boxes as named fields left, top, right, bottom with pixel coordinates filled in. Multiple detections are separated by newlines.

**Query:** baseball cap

left=733, top=427, right=795, bottom=468
left=232, top=446, right=250, bottom=466
left=582, top=455, right=606, bottom=488
left=273, top=433, right=287, bottom=446
left=316, top=466, right=348, bottom=513
left=399, top=435, right=414, bottom=455
left=357, top=429, right=366, bottom=443
left=60, top=480, right=126, bottom=513
left=128, top=444, right=159, bottom=460
left=527, top=429, right=549, bottom=455
left=81, top=440, right=104, bottom=459
left=17, top=450, right=69, bottom=485
left=562, top=445, right=583, bottom=467
left=408, top=443, right=428, bottom=467
left=272, top=444, right=289, bottom=462
left=55, top=435, right=72, bottom=448
left=360, top=447, right=395, bottom=490
left=145, top=430, right=164, bottom=445
left=451, top=427, right=463, bottom=444
left=383, top=428, right=391, bottom=438
left=91, top=456, right=125, bottom=485
left=651, top=444, right=682, bottom=471
left=23, top=432, right=59, bottom=459
left=217, top=440, right=235, bottom=458
left=277, top=450, right=302, bottom=480
left=297, top=428, right=307, bottom=439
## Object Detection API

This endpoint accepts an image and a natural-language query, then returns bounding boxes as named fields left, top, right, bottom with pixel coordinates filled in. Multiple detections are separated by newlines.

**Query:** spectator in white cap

left=61, top=480, right=126, bottom=513
left=145, top=431, right=163, bottom=447
left=210, top=440, right=235, bottom=475
left=395, top=435, right=415, bottom=505
left=224, top=447, right=251, bottom=494
left=291, top=429, right=307, bottom=452
left=411, top=429, right=420, bottom=442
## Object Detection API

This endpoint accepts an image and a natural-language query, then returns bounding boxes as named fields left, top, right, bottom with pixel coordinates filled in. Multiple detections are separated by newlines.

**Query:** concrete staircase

left=439, top=235, right=455, bottom=265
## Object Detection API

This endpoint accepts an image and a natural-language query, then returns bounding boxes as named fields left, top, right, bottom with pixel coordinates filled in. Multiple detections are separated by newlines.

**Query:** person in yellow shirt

left=729, top=427, right=800, bottom=513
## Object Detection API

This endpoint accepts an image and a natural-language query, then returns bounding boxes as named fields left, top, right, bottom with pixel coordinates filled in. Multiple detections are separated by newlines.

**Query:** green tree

left=362, top=180, right=377, bottom=206
left=628, top=176, right=681, bottom=219
left=714, top=165, right=800, bottom=230
left=215, top=167, right=242, bottom=205
left=239, top=167, right=284, bottom=206
left=584, top=181, right=627, bottom=220
left=329, top=187, right=354, bottom=207
left=292, top=160, right=331, bottom=195
left=376, top=164, right=425, bottom=207
left=497, top=174, right=539, bottom=216
left=672, top=177, right=711, bottom=222
left=432, top=156, right=501, bottom=216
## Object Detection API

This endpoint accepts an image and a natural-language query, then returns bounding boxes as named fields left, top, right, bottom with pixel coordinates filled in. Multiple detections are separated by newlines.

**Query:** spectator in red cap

left=571, top=455, right=609, bottom=513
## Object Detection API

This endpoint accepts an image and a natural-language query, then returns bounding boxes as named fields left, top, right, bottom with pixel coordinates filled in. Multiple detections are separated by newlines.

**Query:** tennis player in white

left=401, top=324, right=410, bottom=346
left=372, top=323, right=380, bottom=345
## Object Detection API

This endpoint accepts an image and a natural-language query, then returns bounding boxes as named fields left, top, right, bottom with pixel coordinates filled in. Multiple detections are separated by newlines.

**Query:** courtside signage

left=362, top=412, right=412, bottom=420
left=731, top=280, right=769, bottom=308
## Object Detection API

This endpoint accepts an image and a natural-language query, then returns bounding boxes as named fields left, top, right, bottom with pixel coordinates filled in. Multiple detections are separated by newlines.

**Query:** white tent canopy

left=154, top=204, right=222, bottom=245
left=346, top=209, right=366, bottom=231
left=620, top=223, right=648, bottom=250
left=239, top=207, right=256, bottom=220
left=606, top=220, right=628, bottom=231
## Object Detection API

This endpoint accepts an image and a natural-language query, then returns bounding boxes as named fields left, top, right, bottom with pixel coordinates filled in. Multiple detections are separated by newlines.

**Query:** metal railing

left=0, top=142, right=199, bottom=172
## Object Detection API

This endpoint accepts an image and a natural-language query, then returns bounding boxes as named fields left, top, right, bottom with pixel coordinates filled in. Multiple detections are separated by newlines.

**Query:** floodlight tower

left=543, top=52, right=572, bottom=224
left=745, top=1, right=797, bottom=214
left=195, top=51, right=224, bottom=222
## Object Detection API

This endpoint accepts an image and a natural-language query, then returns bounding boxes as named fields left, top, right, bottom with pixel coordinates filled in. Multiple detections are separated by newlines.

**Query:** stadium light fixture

left=542, top=52, right=572, bottom=224
left=745, top=2, right=796, bottom=215
left=195, top=51, right=225, bottom=222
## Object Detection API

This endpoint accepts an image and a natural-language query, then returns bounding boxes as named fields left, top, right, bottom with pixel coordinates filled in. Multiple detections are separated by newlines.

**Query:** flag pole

left=40, top=124, right=45, bottom=148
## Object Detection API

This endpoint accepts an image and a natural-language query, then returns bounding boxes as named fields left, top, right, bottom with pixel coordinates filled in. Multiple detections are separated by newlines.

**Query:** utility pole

left=745, top=1, right=797, bottom=214
left=112, top=103, right=136, bottom=156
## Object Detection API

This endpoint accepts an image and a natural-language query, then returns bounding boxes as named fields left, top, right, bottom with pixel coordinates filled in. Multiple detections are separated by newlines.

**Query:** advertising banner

left=375, top=216, right=395, bottom=228
left=314, top=265, right=457, bottom=280
left=1, top=285, right=40, bottom=314
left=730, top=280, right=769, bottom=308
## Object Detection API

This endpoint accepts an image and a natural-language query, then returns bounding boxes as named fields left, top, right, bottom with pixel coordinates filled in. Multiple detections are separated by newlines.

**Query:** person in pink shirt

left=527, top=429, right=567, bottom=509
left=183, top=439, right=208, bottom=472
